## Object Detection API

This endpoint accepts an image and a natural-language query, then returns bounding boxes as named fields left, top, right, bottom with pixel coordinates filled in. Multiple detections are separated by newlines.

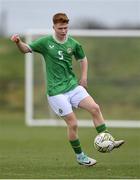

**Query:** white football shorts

left=47, top=85, right=90, bottom=116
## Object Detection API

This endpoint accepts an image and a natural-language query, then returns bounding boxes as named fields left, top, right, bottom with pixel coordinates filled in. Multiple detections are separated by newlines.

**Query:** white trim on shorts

left=47, top=85, right=89, bottom=116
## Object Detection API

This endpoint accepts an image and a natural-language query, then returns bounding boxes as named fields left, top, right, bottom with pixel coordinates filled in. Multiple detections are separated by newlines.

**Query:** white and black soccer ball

left=94, top=132, right=114, bottom=153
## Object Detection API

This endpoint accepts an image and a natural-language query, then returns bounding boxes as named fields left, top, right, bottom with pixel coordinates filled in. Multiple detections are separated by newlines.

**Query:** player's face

left=53, top=23, right=68, bottom=40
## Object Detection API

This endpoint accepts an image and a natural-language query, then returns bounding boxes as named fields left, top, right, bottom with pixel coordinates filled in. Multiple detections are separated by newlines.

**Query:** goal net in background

left=25, top=29, right=140, bottom=128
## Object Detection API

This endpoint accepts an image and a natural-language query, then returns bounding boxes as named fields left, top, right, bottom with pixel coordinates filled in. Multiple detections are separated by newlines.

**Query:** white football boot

left=77, top=152, right=97, bottom=167
left=113, top=140, right=125, bottom=148
left=108, top=140, right=125, bottom=151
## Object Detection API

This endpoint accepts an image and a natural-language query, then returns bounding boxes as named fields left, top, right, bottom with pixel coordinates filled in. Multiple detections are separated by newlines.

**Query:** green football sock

left=96, top=124, right=108, bottom=133
left=69, top=139, right=82, bottom=154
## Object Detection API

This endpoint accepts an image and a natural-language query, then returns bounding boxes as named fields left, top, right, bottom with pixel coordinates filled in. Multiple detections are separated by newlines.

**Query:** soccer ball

left=94, top=132, right=114, bottom=153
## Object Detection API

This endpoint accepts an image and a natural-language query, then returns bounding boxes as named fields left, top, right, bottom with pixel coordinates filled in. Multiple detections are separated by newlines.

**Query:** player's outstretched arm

left=11, top=34, right=31, bottom=54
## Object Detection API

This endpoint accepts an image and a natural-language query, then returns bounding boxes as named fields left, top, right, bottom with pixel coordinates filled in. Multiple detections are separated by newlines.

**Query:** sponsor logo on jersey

left=49, top=45, right=54, bottom=49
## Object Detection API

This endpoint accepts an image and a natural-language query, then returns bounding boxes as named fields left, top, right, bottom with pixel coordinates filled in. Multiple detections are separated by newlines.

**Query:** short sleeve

left=29, top=37, right=46, bottom=54
left=73, top=43, right=86, bottom=61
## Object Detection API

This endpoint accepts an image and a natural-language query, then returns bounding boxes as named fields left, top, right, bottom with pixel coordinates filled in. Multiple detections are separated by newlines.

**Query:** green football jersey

left=29, top=35, right=86, bottom=96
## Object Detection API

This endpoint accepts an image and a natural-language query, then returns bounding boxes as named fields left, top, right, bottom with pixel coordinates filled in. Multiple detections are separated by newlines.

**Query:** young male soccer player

left=11, top=13, right=124, bottom=166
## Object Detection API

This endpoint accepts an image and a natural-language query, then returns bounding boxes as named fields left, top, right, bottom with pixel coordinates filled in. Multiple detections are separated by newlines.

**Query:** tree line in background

left=0, top=14, right=140, bottom=37
left=72, top=18, right=140, bottom=30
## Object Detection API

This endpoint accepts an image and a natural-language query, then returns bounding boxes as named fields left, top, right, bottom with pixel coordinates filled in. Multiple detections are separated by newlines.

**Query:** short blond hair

left=53, top=13, right=69, bottom=24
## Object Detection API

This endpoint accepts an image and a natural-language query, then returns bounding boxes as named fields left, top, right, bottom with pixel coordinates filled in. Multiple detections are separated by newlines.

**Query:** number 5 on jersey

left=58, top=50, right=64, bottom=60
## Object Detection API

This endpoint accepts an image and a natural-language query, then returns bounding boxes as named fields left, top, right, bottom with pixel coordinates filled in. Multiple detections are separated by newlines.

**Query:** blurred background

left=0, top=0, right=140, bottom=179
left=0, top=0, right=140, bottom=121
left=0, top=0, right=140, bottom=36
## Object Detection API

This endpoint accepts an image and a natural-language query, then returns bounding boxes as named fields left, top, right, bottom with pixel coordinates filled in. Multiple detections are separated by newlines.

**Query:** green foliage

left=0, top=37, right=24, bottom=110
left=1, top=37, right=140, bottom=119
left=0, top=37, right=24, bottom=79
left=73, top=37, right=140, bottom=119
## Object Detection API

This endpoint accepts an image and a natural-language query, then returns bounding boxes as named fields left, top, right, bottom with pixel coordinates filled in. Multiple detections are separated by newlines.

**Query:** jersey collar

left=52, top=33, right=68, bottom=44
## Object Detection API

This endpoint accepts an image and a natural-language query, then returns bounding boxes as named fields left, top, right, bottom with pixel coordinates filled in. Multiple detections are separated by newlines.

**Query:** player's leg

left=63, top=112, right=78, bottom=140
left=63, top=112, right=96, bottom=166
left=69, top=85, right=124, bottom=150
left=78, top=95, right=107, bottom=131
left=78, top=95, right=124, bottom=149
left=47, top=94, right=96, bottom=166
left=70, top=85, right=107, bottom=133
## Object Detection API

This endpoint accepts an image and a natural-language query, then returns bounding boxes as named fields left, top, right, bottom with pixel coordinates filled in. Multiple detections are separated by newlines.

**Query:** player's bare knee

left=68, top=122, right=78, bottom=131
left=91, top=104, right=101, bottom=115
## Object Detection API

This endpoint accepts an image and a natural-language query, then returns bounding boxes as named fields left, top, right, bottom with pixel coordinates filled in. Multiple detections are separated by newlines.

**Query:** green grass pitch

left=0, top=114, right=140, bottom=179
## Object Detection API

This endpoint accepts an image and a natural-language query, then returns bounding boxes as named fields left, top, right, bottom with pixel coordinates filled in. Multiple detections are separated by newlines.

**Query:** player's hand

left=79, top=78, right=88, bottom=89
left=11, top=34, right=20, bottom=43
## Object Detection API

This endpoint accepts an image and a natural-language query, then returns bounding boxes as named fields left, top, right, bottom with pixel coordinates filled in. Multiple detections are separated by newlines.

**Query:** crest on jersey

left=67, top=48, right=72, bottom=54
